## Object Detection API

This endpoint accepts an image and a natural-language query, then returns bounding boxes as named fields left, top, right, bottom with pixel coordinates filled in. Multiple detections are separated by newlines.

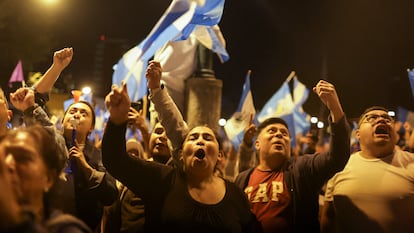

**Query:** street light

left=42, top=0, right=59, bottom=5
left=82, top=86, right=92, bottom=95
left=317, top=121, right=324, bottom=129
left=218, top=118, right=227, bottom=127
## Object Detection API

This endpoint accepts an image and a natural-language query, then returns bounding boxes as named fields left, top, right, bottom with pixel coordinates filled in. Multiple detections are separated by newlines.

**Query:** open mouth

left=374, top=125, right=390, bottom=136
left=272, top=141, right=284, bottom=150
left=194, top=148, right=205, bottom=159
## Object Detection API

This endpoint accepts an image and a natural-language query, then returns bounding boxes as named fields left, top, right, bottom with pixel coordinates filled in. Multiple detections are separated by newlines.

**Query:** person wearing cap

left=234, top=80, right=351, bottom=233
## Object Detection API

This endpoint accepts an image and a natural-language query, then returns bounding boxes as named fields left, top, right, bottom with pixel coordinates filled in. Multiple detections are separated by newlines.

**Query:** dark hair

left=182, top=125, right=224, bottom=151
left=64, top=100, right=96, bottom=128
left=358, top=106, right=389, bottom=126
left=257, top=117, right=289, bottom=136
left=5, top=125, right=66, bottom=175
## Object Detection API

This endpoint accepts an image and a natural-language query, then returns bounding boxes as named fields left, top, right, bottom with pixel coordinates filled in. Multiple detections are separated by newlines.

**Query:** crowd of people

left=0, top=48, right=413, bottom=233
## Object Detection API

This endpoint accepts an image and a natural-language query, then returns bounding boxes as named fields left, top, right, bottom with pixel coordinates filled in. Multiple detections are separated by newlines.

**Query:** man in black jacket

left=235, top=80, right=350, bottom=233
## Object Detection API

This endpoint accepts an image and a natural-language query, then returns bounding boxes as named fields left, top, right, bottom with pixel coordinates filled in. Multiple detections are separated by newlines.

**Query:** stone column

left=184, top=44, right=222, bottom=132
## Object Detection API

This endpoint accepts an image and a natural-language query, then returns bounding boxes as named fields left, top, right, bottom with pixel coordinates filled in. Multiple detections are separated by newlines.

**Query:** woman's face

left=181, top=126, right=223, bottom=175
left=63, top=102, right=94, bottom=137
left=0, top=131, right=53, bottom=211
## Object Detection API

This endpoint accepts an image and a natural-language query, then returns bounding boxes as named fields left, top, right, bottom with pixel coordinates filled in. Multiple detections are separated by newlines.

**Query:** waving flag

left=256, top=81, right=295, bottom=123
left=112, top=0, right=227, bottom=102
left=192, top=25, right=229, bottom=63
left=112, top=49, right=148, bottom=102
left=224, top=70, right=256, bottom=149
left=256, top=81, right=296, bottom=140
left=293, top=77, right=310, bottom=135
left=8, top=60, right=24, bottom=88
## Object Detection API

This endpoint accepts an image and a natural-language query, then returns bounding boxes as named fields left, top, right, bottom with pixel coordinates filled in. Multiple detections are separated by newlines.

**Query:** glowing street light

left=317, top=121, right=324, bottom=129
left=82, top=86, right=92, bottom=95
left=218, top=118, right=227, bottom=127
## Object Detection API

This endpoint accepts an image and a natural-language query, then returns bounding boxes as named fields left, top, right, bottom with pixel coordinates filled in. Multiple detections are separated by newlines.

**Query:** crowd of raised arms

left=0, top=48, right=413, bottom=233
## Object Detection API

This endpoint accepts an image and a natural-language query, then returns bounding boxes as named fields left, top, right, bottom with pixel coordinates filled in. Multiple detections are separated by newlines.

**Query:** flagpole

left=285, top=71, right=296, bottom=83
left=246, top=69, right=252, bottom=78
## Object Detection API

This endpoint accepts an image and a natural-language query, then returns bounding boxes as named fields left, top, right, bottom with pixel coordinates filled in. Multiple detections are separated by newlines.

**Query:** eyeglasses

left=361, top=113, right=394, bottom=124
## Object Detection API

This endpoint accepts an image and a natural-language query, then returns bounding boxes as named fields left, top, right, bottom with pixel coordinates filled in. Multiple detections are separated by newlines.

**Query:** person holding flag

left=234, top=80, right=350, bottom=233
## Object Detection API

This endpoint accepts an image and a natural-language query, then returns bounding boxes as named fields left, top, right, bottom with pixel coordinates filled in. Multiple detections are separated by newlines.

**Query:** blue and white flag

left=112, top=0, right=197, bottom=102
left=292, top=76, right=309, bottom=106
left=256, top=81, right=295, bottom=123
left=112, top=0, right=226, bottom=102
left=112, top=51, right=148, bottom=102
left=256, top=81, right=296, bottom=146
left=293, top=77, right=310, bottom=135
left=192, top=25, right=229, bottom=63
left=224, top=70, right=256, bottom=149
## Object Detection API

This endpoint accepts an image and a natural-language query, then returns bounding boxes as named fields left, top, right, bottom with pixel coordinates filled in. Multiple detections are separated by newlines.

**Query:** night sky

left=5, top=0, right=414, bottom=120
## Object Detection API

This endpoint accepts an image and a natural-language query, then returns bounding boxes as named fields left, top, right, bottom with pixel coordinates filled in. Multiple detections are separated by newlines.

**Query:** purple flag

left=8, top=60, right=24, bottom=88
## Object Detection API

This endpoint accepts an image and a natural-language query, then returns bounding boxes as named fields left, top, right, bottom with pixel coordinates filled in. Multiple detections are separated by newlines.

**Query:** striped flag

left=224, top=70, right=256, bottom=149
left=112, top=0, right=226, bottom=102
left=256, top=81, right=296, bottom=144
left=292, top=77, right=310, bottom=135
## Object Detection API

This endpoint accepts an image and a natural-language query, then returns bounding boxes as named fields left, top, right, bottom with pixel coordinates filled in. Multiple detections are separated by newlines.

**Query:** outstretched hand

left=105, top=82, right=131, bottom=125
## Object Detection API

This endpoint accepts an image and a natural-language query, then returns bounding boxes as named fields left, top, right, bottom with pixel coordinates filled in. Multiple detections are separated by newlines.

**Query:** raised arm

left=146, top=61, right=188, bottom=157
left=305, top=80, right=350, bottom=184
left=103, top=82, right=173, bottom=197
left=32, top=47, right=73, bottom=94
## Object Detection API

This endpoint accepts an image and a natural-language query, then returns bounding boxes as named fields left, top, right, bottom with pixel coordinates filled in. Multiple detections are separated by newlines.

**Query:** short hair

left=64, top=100, right=96, bottom=128
left=257, top=117, right=289, bottom=136
left=358, top=106, right=389, bottom=126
